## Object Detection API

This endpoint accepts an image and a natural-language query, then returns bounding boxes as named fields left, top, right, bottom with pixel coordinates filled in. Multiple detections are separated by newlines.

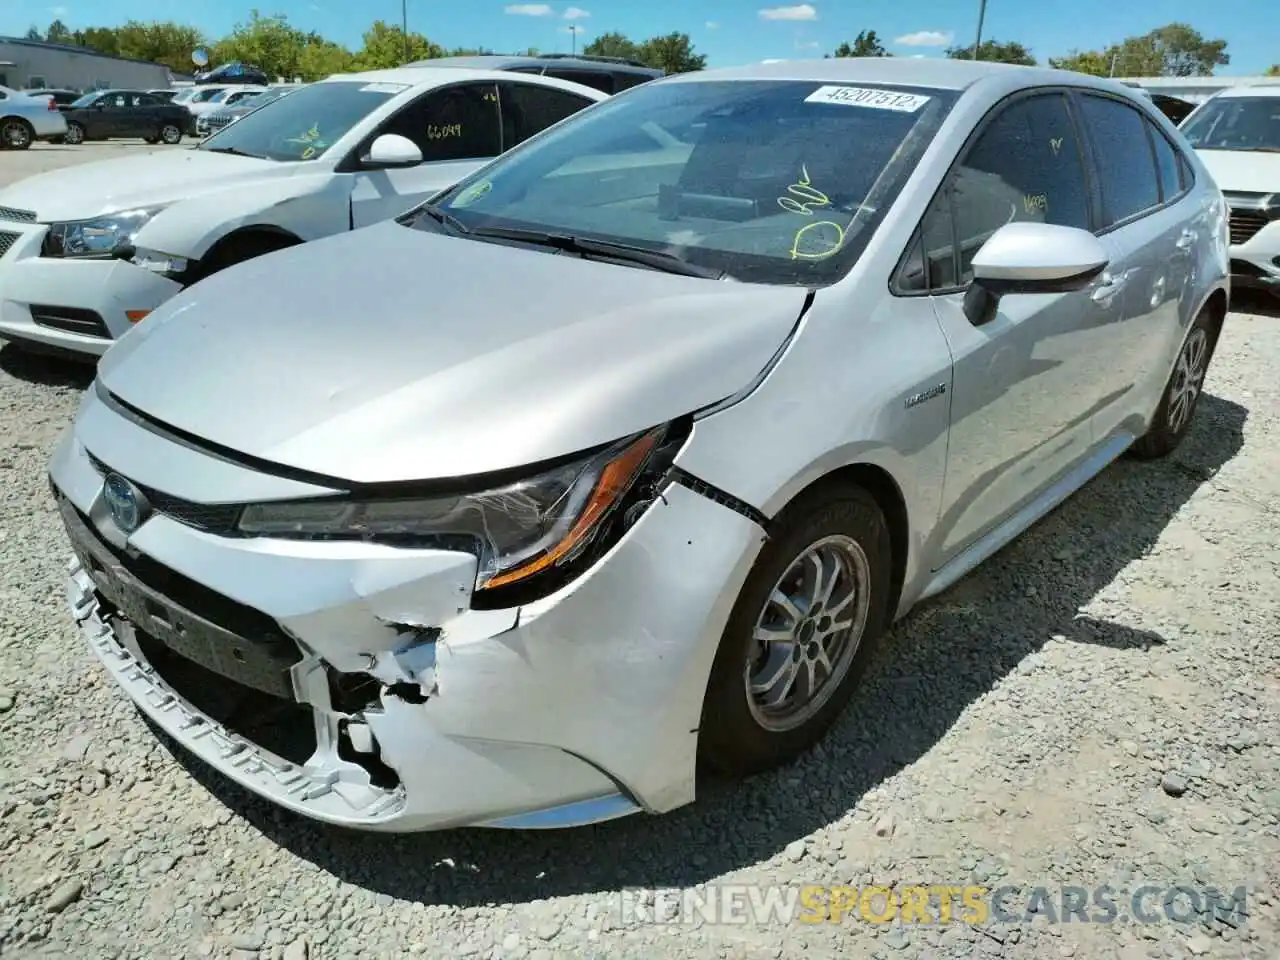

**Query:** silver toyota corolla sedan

left=48, top=58, right=1229, bottom=832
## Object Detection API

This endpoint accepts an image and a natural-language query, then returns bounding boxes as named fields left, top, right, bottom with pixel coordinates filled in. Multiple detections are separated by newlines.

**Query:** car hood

left=0, top=150, right=287, bottom=221
left=1196, top=149, right=1280, bottom=194
left=98, top=222, right=809, bottom=485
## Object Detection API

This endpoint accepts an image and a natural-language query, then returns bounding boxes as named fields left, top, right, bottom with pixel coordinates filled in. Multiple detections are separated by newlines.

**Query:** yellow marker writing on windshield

left=778, top=163, right=832, bottom=216
left=790, top=219, right=846, bottom=260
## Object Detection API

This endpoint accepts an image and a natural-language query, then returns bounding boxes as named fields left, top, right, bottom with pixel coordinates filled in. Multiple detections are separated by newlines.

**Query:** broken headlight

left=237, top=425, right=674, bottom=594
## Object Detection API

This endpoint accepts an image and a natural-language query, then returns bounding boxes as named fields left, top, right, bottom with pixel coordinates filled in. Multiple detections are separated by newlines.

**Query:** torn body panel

left=50, top=423, right=766, bottom=830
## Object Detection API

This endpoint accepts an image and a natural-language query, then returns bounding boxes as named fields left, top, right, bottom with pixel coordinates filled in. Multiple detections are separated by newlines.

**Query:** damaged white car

left=49, top=58, right=1226, bottom=831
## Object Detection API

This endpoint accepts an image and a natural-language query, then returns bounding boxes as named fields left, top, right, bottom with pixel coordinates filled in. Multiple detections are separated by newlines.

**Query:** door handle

left=1090, top=270, right=1125, bottom=303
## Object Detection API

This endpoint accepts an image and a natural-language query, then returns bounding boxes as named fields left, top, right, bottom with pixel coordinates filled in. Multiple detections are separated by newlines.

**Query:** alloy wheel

left=160, top=124, right=181, bottom=144
left=64, top=123, right=84, bottom=145
left=1, top=120, right=31, bottom=149
left=745, top=534, right=871, bottom=733
left=1167, top=327, right=1209, bottom=434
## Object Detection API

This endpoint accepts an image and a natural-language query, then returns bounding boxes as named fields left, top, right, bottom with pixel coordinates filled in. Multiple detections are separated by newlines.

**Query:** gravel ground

left=0, top=145, right=1278, bottom=959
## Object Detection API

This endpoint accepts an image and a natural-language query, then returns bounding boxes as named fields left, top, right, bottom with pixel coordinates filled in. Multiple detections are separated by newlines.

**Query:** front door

left=926, top=90, right=1118, bottom=563
left=349, top=82, right=503, bottom=228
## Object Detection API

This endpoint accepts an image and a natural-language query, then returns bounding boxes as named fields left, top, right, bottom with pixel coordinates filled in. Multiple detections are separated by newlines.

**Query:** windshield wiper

left=202, top=145, right=261, bottom=158
left=466, top=225, right=725, bottom=280
left=411, top=203, right=472, bottom=234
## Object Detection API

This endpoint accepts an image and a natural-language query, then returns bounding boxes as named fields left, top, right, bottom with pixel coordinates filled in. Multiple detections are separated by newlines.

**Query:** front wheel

left=0, top=118, right=34, bottom=150
left=159, top=123, right=182, bottom=145
left=63, top=122, right=85, bottom=145
left=698, top=483, right=893, bottom=777
left=1128, top=307, right=1218, bottom=459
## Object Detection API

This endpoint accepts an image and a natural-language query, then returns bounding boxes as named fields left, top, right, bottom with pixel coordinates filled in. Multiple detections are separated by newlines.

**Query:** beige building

left=0, top=36, right=176, bottom=92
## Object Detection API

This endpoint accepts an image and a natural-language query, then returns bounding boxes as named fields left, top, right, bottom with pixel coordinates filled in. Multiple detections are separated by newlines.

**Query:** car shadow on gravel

left=0, top=343, right=95, bottom=389
left=155, top=392, right=1248, bottom=906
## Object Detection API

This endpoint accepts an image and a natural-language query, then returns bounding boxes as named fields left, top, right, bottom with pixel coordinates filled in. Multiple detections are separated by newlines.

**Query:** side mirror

left=963, top=221, right=1110, bottom=327
left=363, top=133, right=423, bottom=169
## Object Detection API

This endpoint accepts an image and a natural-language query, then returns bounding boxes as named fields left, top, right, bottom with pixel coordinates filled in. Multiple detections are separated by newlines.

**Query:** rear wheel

left=0, top=118, right=34, bottom=150
left=159, top=123, right=182, bottom=145
left=698, top=483, right=893, bottom=777
left=63, top=122, right=85, bottom=145
left=1128, top=307, right=1218, bottom=459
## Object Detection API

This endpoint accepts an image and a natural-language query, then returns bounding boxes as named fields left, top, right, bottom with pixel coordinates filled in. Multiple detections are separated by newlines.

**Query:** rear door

left=1073, top=92, right=1192, bottom=442
left=126, top=93, right=161, bottom=136
left=497, top=79, right=598, bottom=149
left=349, top=81, right=503, bottom=228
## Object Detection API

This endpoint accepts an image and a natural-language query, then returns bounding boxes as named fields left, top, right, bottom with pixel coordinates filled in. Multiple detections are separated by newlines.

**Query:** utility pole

left=571, top=26, right=578, bottom=56
left=973, top=0, right=986, bottom=60
left=402, top=0, right=409, bottom=63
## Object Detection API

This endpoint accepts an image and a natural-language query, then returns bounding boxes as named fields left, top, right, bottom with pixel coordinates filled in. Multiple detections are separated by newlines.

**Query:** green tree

left=115, top=20, right=207, bottom=73
left=830, top=30, right=889, bottom=58
left=1048, top=49, right=1113, bottom=76
left=79, top=27, right=123, bottom=57
left=45, top=20, right=73, bottom=44
left=1104, top=23, right=1228, bottom=76
left=582, top=31, right=642, bottom=62
left=212, top=11, right=317, bottom=78
left=297, top=39, right=354, bottom=80
left=24, top=26, right=42, bottom=40
left=351, top=21, right=444, bottom=69
left=946, top=39, right=1036, bottom=65
left=637, top=32, right=706, bottom=73
left=1267, top=64, right=1280, bottom=77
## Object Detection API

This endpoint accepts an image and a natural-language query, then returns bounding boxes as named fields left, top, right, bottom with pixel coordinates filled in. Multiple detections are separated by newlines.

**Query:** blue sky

left=4, top=0, right=1275, bottom=75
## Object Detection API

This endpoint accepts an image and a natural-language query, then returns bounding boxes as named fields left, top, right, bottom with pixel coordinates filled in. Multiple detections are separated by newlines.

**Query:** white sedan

left=0, top=67, right=607, bottom=357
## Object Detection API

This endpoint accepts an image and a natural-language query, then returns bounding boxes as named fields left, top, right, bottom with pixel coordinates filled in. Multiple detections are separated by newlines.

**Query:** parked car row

left=0, top=57, right=1272, bottom=835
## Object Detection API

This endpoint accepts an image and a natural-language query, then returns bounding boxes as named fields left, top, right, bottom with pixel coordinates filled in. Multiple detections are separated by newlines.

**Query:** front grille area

left=0, top=231, right=20, bottom=259
left=56, top=492, right=302, bottom=699
left=30, top=304, right=110, bottom=338
left=0, top=206, right=36, bottom=224
left=202, top=114, right=233, bottom=134
left=85, top=449, right=244, bottom=534
left=1228, top=209, right=1270, bottom=246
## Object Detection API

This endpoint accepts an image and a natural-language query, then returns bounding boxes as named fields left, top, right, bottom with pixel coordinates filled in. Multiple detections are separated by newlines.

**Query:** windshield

left=416, top=79, right=957, bottom=285
left=198, top=80, right=401, bottom=161
left=171, top=88, right=195, bottom=103
left=189, top=87, right=225, bottom=103
left=70, top=92, right=101, bottom=108
left=1181, top=96, right=1280, bottom=152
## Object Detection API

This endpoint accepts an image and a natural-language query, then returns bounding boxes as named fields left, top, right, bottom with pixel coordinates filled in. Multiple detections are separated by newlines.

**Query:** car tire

left=197, top=232, right=298, bottom=282
left=698, top=482, right=893, bottom=778
left=63, top=122, right=85, bottom=145
left=0, top=118, right=34, bottom=150
left=1128, top=306, right=1218, bottom=460
left=159, top=123, right=182, bottom=145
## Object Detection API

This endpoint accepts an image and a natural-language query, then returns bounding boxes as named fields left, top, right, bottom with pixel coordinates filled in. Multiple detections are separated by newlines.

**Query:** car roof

left=1211, top=82, right=1280, bottom=99
left=319, top=66, right=611, bottom=98
left=408, top=54, right=659, bottom=75
left=658, top=56, right=1148, bottom=97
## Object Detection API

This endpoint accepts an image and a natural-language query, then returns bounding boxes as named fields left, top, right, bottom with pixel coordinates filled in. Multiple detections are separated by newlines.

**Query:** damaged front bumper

left=48, top=399, right=765, bottom=832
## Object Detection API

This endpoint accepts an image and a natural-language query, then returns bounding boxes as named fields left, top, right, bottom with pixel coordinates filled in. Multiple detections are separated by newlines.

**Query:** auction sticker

left=804, top=86, right=932, bottom=112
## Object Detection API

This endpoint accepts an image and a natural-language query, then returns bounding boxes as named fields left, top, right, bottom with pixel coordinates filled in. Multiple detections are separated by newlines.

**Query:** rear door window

left=500, top=82, right=597, bottom=148
left=1077, top=94, right=1162, bottom=227
left=545, top=69, right=615, bottom=95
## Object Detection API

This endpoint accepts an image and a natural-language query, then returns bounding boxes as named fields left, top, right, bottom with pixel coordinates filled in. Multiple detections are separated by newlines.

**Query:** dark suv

left=408, top=54, right=663, bottom=96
